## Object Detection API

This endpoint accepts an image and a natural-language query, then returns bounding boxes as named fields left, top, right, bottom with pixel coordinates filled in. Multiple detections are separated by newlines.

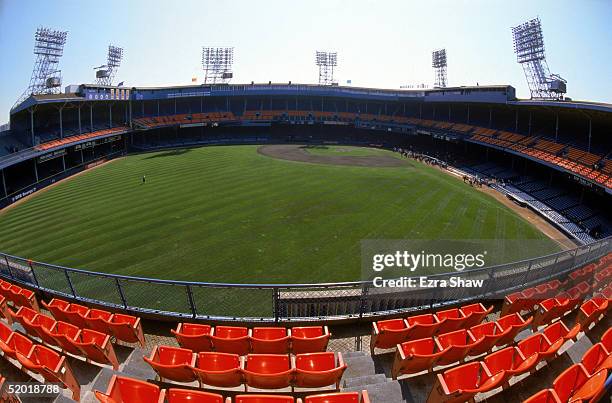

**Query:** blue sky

left=0, top=0, right=610, bottom=123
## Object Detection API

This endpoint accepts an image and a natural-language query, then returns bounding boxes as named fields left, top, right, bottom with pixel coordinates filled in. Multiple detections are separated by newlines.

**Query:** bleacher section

left=34, top=126, right=129, bottom=152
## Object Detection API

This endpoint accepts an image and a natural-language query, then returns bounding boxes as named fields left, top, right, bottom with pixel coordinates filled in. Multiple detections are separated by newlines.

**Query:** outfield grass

left=0, top=145, right=559, bottom=284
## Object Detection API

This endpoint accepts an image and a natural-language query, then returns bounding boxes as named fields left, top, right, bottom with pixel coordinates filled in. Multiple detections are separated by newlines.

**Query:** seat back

left=171, top=323, right=212, bottom=352
left=291, top=326, right=330, bottom=354
left=167, top=388, right=224, bottom=403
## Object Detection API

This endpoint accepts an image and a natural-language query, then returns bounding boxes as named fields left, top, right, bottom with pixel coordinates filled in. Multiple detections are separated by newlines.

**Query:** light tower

left=511, top=17, right=566, bottom=100
left=202, top=47, right=234, bottom=84
left=13, top=27, right=68, bottom=109
left=432, top=49, right=447, bottom=88
left=94, top=45, right=124, bottom=86
left=315, top=51, right=337, bottom=85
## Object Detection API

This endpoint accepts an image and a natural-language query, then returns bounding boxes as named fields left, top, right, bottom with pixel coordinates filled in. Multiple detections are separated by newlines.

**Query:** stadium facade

left=1, top=83, right=610, bottom=245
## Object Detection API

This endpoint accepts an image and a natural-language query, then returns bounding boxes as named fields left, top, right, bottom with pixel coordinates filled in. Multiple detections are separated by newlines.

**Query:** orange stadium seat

left=0, top=321, right=13, bottom=353
left=392, top=337, right=446, bottom=377
left=459, top=303, right=493, bottom=328
left=370, top=318, right=410, bottom=353
left=581, top=343, right=612, bottom=376
left=304, top=391, right=370, bottom=403
left=435, top=329, right=478, bottom=365
left=2, top=331, right=34, bottom=361
left=64, top=303, right=90, bottom=329
left=517, top=333, right=564, bottom=361
left=9, top=306, right=37, bottom=328
left=294, top=352, right=347, bottom=389
left=405, top=313, right=441, bottom=340
left=251, top=327, right=290, bottom=354
left=523, top=389, right=563, bottom=403
left=42, top=298, right=71, bottom=322
left=107, top=313, right=146, bottom=346
left=467, top=321, right=504, bottom=356
left=172, top=323, right=213, bottom=352
left=167, top=389, right=224, bottom=403
left=84, top=308, right=114, bottom=334
left=496, top=313, right=533, bottom=346
left=0, top=295, right=12, bottom=325
left=576, top=299, right=606, bottom=330
left=541, top=321, right=580, bottom=344
left=144, top=345, right=197, bottom=383
left=16, top=344, right=80, bottom=401
left=427, top=361, right=505, bottom=403
left=193, top=351, right=243, bottom=388
left=483, top=346, right=539, bottom=382
left=602, top=327, right=612, bottom=351
left=243, top=354, right=294, bottom=389
left=23, top=313, right=59, bottom=347
left=551, top=364, right=607, bottom=403
left=211, top=325, right=250, bottom=355
left=435, top=308, right=468, bottom=334
left=73, top=328, right=120, bottom=370
left=291, top=326, right=330, bottom=354
left=47, top=321, right=83, bottom=356
left=95, top=375, right=165, bottom=403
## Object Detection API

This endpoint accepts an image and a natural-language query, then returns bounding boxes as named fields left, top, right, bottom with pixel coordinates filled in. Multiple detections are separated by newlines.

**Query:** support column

left=419, top=104, right=422, bottom=119
left=555, top=113, right=559, bottom=142
left=90, top=104, right=94, bottom=132
left=29, top=108, right=35, bottom=145
left=488, top=107, right=492, bottom=128
left=433, top=105, right=436, bottom=120
left=1, top=169, right=7, bottom=198
left=515, top=110, right=518, bottom=132
left=448, top=105, right=451, bottom=121
left=78, top=106, right=82, bottom=134
left=33, top=161, right=39, bottom=182
left=528, top=111, right=532, bottom=135
left=62, top=155, right=66, bottom=172
left=109, top=104, right=112, bottom=128
left=588, top=118, right=592, bottom=152
left=466, top=105, right=470, bottom=124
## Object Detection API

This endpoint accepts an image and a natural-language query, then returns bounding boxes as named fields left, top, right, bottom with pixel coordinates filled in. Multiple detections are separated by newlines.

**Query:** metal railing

left=0, top=237, right=609, bottom=323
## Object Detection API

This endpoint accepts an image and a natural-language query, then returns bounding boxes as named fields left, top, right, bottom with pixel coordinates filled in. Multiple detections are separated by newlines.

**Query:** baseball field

left=0, top=144, right=560, bottom=284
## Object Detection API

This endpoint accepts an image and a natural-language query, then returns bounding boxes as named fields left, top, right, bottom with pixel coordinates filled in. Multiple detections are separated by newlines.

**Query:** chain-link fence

left=0, top=236, right=609, bottom=322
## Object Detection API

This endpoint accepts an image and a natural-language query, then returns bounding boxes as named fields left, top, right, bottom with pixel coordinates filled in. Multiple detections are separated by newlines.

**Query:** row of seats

left=8, top=306, right=119, bottom=369
left=173, top=323, right=330, bottom=355
left=133, top=113, right=236, bottom=129
left=0, top=319, right=80, bottom=400
left=370, top=303, right=493, bottom=353
left=144, top=346, right=346, bottom=390
left=524, top=327, right=611, bottom=403
left=425, top=322, right=607, bottom=403
left=43, top=298, right=145, bottom=346
left=94, top=375, right=370, bottom=403
left=391, top=312, right=542, bottom=377
left=0, top=279, right=40, bottom=311
left=34, top=126, right=128, bottom=151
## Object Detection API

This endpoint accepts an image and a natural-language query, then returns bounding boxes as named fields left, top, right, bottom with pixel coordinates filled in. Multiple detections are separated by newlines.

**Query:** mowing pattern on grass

left=0, top=145, right=558, bottom=284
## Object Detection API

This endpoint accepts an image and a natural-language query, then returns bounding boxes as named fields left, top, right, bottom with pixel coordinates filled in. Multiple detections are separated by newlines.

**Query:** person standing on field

left=142, top=175, right=146, bottom=184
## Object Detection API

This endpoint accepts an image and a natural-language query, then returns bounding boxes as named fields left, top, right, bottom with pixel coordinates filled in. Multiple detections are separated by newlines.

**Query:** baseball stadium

left=0, top=2, right=610, bottom=403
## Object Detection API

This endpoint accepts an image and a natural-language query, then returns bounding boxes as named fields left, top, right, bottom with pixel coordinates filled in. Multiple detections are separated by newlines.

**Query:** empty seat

left=172, top=323, right=213, bottom=352
left=435, top=329, right=478, bottom=365
left=107, top=313, right=145, bottom=346
left=243, top=354, right=294, bottom=389
left=552, top=364, right=607, bottom=403
left=235, top=395, right=295, bottom=403
left=211, top=326, right=250, bottom=355
left=602, top=327, right=612, bottom=351
left=483, top=346, right=539, bottom=381
left=47, top=321, right=83, bottom=356
left=496, top=313, right=533, bottom=346
left=0, top=295, right=12, bottom=325
left=251, top=327, right=290, bottom=354
left=73, top=328, right=120, bottom=370
left=2, top=331, right=34, bottom=360
left=9, top=306, right=37, bottom=328
left=42, top=298, right=71, bottom=322
left=85, top=309, right=113, bottom=334
left=143, top=345, right=196, bottom=383
left=532, top=298, right=571, bottom=329
left=392, top=337, right=446, bottom=377
left=405, top=313, right=441, bottom=339
left=295, top=352, right=346, bottom=389
left=541, top=321, right=580, bottom=344
left=0, top=321, right=13, bottom=354
left=426, top=361, right=505, bottom=403
left=370, top=319, right=410, bottom=353
left=459, top=303, right=493, bottom=328
left=193, top=352, right=242, bottom=388
left=24, top=313, right=59, bottom=347
left=304, top=391, right=370, bottom=403
left=518, top=333, right=563, bottom=361
left=467, top=321, right=503, bottom=356
left=167, top=388, right=224, bottom=403
left=16, top=344, right=80, bottom=401
left=64, top=303, right=90, bottom=329
left=9, top=286, right=39, bottom=311
left=435, top=308, right=468, bottom=334
left=581, top=343, right=612, bottom=376
left=291, top=326, right=330, bottom=354
left=94, top=375, right=165, bottom=403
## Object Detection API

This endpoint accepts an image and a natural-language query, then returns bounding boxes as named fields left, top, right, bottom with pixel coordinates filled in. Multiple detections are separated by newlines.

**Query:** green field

left=0, top=145, right=559, bottom=284
left=303, top=145, right=393, bottom=157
